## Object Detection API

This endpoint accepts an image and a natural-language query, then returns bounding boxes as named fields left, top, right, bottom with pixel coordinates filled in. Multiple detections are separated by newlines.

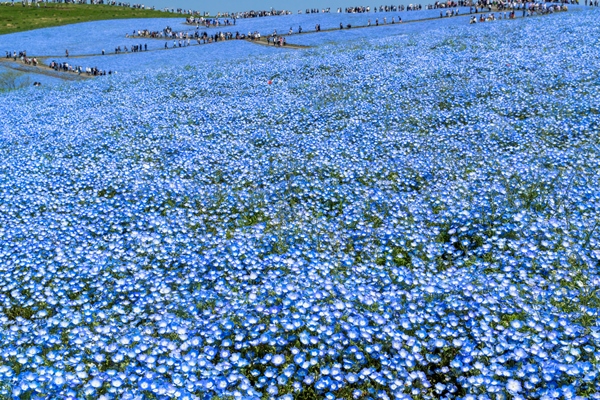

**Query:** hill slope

left=0, top=3, right=182, bottom=35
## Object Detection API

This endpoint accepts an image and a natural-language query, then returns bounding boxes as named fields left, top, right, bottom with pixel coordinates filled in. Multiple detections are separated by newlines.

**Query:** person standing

left=65, top=49, right=69, bottom=57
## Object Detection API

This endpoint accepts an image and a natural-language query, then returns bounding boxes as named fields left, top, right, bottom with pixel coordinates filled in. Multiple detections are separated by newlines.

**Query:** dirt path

left=244, top=37, right=310, bottom=49
left=0, top=58, right=93, bottom=81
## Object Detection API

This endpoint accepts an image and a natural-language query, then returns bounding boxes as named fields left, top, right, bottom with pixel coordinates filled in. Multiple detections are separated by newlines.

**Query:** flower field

left=1, top=8, right=457, bottom=58
left=1, top=7, right=600, bottom=400
left=1, top=17, right=184, bottom=56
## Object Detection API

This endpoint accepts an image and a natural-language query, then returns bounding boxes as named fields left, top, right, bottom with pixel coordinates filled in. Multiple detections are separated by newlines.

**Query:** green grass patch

left=0, top=3, right=182, bottom=35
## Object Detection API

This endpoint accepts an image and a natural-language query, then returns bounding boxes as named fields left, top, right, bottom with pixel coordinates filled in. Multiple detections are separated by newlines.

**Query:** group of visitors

left=266, top=35, right=287, bottom=46
left=469, top=11, right=514, bottom=21
left=366, top=16, right=404, bottom=25
left=440, top=8, right=461, bottom=16
left=474, top=0, right=579, bottom=9
left=246, top=31, right=261, bottom=40
left=469, top=1, right=569, bottom=14
left=185, top=17, right=237, bottom=27
left=48, top=60, right=113, bottom=76
left=180, top=0, right=583, bottom=21
left=5, top=50, right=23, bottom=60
left=163, top=30, right=244, bottom=47
left=206, top=4, right=427, bottom=15
left=342, top=4, right=447, bottom=12
left=104, top=41, right=145, bottom=53
left=129, top=26, right=190, bottom=39
left=185, top=9, right=294, bottom=20
left=345, top=6, right=372, bottom=12
left=26, top=0, right=153, bottom=8
left=223, top=9, right=293, bottom=18
left=89, top=1, right=148, bottom=8
left=431, top=0, right=475, bottom=8
left=468, top=2, right=567, bottom=22
left=303, top=8, right=330, bottom=13
left=130, top=29, right=164, bottom=38
left=3, top=48, right=112, bottom=78
left=5, top=50, right=38, bottom=66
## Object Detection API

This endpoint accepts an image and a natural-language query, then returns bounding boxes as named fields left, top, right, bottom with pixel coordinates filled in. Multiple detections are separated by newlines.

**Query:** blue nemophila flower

left=1, top=6, right=600, bottom=399
left=272, top=354, right=285, bottom=366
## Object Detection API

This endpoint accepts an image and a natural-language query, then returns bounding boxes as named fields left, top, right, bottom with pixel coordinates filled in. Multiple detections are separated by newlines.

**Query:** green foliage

left=0, top=2, right=182, bottom=35
left=0, top=381, right=10, bottom=400
left=0, top=70, right=31, bottom=92
left=4, top=304, right=35, bottom=320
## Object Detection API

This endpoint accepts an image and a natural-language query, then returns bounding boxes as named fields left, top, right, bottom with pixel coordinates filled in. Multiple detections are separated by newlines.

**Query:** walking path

left=0, top=58, right=92, bottom=81
left=245, top=38, right=311, bottom=49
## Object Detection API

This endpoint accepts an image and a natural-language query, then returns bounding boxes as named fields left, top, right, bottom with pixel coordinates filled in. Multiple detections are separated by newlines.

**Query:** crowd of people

left=345, top=6, right=373, bottom=12
left=129, top=26, right=195, bottom=40
left=184, top=9, right=294, bottom=19
left=163, top=30, right=262, bottom=46
left=5, top=0, right=156, bottom=8
left=303, top=8, right=332, bottom=13
left=266, top=34, right=288, bottom=46
left=24, top=0, right=153, bottom=8
left=468, top=2, right=568, bottom=21
left=366, top=16, right=405, bottom=24
left=113, top=43, right=147, bottom=52
left=185, top=17, right=237, bottom=27
left=3, top=49, right=113, bottom=78
left=218, top=9, right=293, bottom=18
left=48, top=60, right=113, bottom=76
left=206, top=0, right=584, bottom=16
left=440, top=8, right=461, bottom=16
left=470, top=1, right=569, bottom=13
left=129, top=29, right=164, bottom=38
left=5, top=50, right=39, bottom=66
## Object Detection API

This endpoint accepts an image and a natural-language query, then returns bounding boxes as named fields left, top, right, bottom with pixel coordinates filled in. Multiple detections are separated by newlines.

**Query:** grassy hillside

left=0, top=2, right=183, bottom=35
